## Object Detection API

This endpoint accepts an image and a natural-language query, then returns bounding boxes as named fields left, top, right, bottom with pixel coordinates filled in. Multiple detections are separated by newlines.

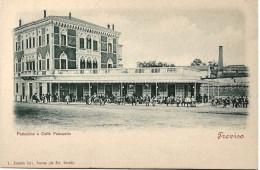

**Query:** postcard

left=0, top=0, right=258, bottom=168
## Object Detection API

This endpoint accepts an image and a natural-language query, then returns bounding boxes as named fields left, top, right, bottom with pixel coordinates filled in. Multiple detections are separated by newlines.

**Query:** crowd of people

left=32, top=92, right=61, bottom=103
left=31, top=92, right=249, bottom=108
left=211, top=96, right=249, bottom=108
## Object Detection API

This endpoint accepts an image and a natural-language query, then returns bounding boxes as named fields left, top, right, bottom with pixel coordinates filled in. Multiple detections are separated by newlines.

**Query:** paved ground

left=13, top=102, right=248, bottom=131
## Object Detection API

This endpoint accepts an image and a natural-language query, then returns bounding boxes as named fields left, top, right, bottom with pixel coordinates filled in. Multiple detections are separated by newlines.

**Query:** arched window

left=61, top=29, right=67, bottom=46
left=87, top=57, right=92, bottom=69
left=46, top=53, right=50, bottom=70
left=38, top=54, right=42, bottom=70
left=60, top=52, right=67, bottom=69
left=29, top=56, right=33, bottom=71
left=107, top=59, right=113, bottom=68
left=32, top=56, right=36, bottom=71
left=79, top=33, right=85, bottom=49
left=21, top=56, right=25, bottom=71
left=86, top=35, right=91, bottom=49
left=108, top=38, right=113, bottom=53
left=80, top=56, right=85, bottom=69
left=93, top=58, right=98, bottom=69
left=15, top=58, right=18, bottom=72
left=26, top=56, right=31, bottom=70
left=93, top=36, right=99, bottom=51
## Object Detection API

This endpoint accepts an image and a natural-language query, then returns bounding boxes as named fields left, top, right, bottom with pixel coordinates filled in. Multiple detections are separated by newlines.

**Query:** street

left=14, top=102, right=248, bottom=131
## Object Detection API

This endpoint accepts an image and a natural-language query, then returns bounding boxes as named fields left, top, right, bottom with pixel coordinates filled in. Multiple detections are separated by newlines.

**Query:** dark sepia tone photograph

left=0, top=0, right=258, bottom=169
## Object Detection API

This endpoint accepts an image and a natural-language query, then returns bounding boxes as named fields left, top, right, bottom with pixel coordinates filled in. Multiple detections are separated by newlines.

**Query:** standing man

left=145, top=94, right=150, bottom=106
left=245, top=97, right=249, bottom=108
left=69, top=92, right=73, bottom=102
left=46, top=92, right=50, bottom=103
left=65, top=94, right=70, bottom=104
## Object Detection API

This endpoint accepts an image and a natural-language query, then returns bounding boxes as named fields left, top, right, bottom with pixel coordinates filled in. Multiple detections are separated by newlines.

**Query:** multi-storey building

left=14, top=11, right=212, bottom=102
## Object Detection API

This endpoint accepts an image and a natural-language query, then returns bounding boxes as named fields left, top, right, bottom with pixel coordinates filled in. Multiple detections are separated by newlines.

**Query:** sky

left=14, top=0, right=246, bottom=68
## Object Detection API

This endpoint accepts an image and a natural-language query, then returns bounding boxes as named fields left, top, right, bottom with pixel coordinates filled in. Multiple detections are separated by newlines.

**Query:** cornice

left=14, top=16, right=121, bottom=38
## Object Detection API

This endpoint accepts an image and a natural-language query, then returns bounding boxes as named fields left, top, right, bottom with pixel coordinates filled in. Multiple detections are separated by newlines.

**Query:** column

left=175, top=83, right=177, bottom=97
left=50, top=83, right=52, bottom=94
left=112, top=84, right=114, bottom=96
left=166, top=84, right=169, bottom=97
left=207, top=84, right=209, bottom=103
left=89, top=83, right=91, bottom=97
left=213, top=85, right=215, bottom=98
left=50, top=83, right=52, bottom=102
left=76, top=84, right=77, bottom=101
left=97, top=84, right=99, bottom=96
left=201, top=85, right=204, bottom=103
left=218, top=86, right=220, bottom=98
left=155, top=82, right=158, bottom=99
left=91, top=60, right=93, bottom=73
left=58, top=83, right=60, bottom=102
left=194, top=82, right=196, bottom=99
left=121, top=83, right=123, bottom=97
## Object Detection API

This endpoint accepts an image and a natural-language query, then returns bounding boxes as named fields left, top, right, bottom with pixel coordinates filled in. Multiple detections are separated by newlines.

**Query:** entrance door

left=22, top=83, right=25, bottom=99
left=39, top=83, right=42, bottom=98
left=52, top=83, right=58, bottom=95
left=151, top=84, right=156, bottom=98
left=91, top=84, right=97, bottom=96
left=123, top=85, right=127, bottom=96
left=135, top=84, right=143, bottom=97
left=77, top=84, right=84, bottom=101
left=168, top=84, right=175, bottom=97
left=29, top=83, right=33, bottom=99
left=105, top=85, right=112, bottom=97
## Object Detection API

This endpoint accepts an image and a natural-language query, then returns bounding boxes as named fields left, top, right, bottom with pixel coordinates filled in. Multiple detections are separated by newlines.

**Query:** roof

left=14, top=15, right=120, bottom=35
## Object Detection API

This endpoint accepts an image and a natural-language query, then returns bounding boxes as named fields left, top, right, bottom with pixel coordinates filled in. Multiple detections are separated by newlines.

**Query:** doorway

left=135, top=84, right=143, bottom=97
left=105, top=85, right=112, bottom=97
left=168, top=84, right=175, bottom=97
left=77, top=84, right=84, bottom=101
left=91, top=84, right=97, bottom=96
left=22, top=83, right=25, bottom=99
left=29, top=83, right=33, bottom=99
left=151, top=84, right=156, bottom=98
left=123, top=85, right=127, bottom=97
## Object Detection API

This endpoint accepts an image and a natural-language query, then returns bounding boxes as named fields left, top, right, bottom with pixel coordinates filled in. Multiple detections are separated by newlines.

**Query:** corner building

left=14, top=12, right=210, bottom=102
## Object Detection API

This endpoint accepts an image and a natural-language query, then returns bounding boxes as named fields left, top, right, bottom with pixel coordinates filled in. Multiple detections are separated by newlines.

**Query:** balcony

left=20, top=70, right=37, bottom=76
left=53, top=67, right=202, bottom=78
left=15, top=67, right=204, bottom=83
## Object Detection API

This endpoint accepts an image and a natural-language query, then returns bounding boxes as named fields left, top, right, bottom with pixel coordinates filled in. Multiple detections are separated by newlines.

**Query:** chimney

left=19, top=19, right=22, bottom=27
left=112, top=24, right=114, bottom=30
left=44, top=10, right=46, bottom=18
left=218, top=46, right=223, bottom=70
left=69, top=12, right=71, bottom=20
left=107, top=24, right=110, bottom=29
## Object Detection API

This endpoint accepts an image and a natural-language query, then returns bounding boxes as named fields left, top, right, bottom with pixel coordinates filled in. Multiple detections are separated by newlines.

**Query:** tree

left=138, top=60, right=175, bottom=68
left=208, top=60, right=218, bottom=68
left=191, top=59, right=206, bottom=66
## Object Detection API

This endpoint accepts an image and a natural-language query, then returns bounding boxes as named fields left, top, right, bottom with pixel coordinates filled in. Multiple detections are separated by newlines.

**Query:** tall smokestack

left=19, top=19, right=22, bottom=27
left=69, top=12, right=71, bottom=20
left=44, top=10, right=46, bottom=18
left=218, top=46, right=223, bottom=70
left=112, top=24, right=114, bottom=30
left=107, top=24, right=110, bottom=29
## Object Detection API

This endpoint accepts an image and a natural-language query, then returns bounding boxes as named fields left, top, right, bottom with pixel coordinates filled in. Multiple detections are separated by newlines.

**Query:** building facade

left=14, top=11, right=212, bottom=102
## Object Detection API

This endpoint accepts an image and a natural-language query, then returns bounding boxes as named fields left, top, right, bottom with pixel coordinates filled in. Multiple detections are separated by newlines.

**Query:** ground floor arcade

left=14, top=81, right=204, bottom=102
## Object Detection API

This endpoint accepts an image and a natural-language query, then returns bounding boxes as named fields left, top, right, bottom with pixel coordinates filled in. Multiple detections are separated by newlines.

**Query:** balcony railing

left=54, top=67, right=202, bottom=77
left=20, top=70, right=37, bottom=76
left=15, top=67, right=202, bottom=78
